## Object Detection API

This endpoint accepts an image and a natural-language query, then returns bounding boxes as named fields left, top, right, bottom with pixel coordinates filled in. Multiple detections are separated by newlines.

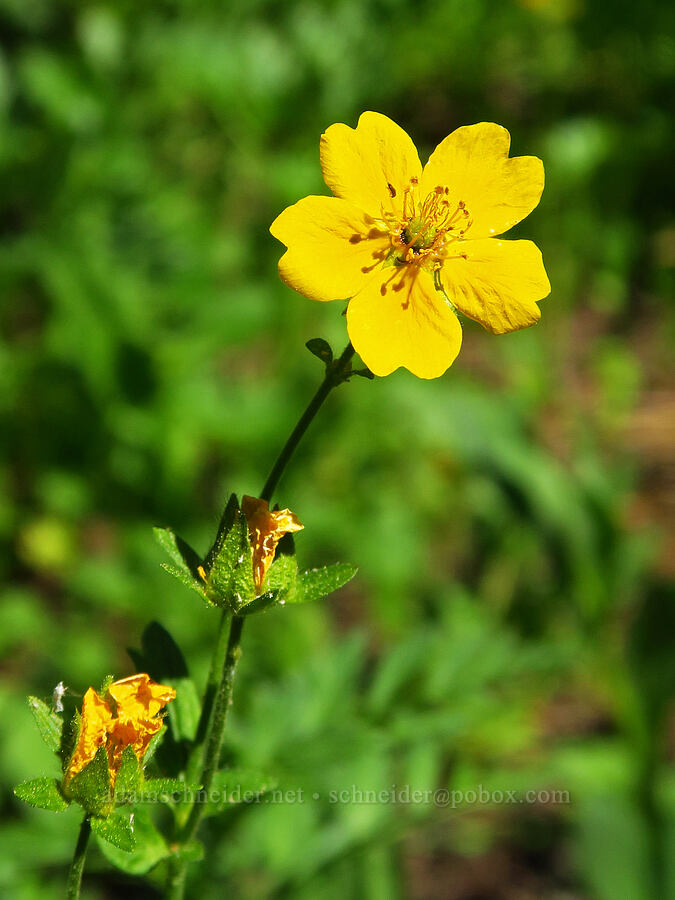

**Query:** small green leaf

left=91, top=809, right=135, bottom=852
left=160, top=563, right=207, bottom=599
left=154, top=527, right=205, bottom=597
left=306, top=337, right=333, bottom=364
left=114, top=746, right=141, bottom=805
left=263, top=552, right=298, bottom=605
left=63, top=744, right=112, bottom=817
left=28, top=696, right=63, bottom=753
left=153, top=527, right=202, bottom=576
left=351, top=367, right=375, bottom=380
left=14, top=777, right=69, bottom=812
left=204, top=769, right=278, bottom=816
left=139, top=778, right=201, bottom=803
left=97, top=807, right=168, bottom=875
left=294, top=563, right=358, bottom=604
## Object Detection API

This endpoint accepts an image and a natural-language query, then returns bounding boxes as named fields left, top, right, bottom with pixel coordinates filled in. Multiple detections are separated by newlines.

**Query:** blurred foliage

left=0, top=0, right=673, bottom=897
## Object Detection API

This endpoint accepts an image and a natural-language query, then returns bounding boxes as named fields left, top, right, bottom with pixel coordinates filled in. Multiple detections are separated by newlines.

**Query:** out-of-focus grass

left=0, top=0, right=673, bottom=897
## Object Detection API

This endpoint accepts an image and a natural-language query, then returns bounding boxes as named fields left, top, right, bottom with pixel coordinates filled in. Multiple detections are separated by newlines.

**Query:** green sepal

left=63, top=744, right=113, bottom=817
left=99, top=674, right=115, bottom=696
left=28, top=696, right=63, bottom=753
left=138, top=778, right=201, bottom=803
left=14, top=777, right=69, bottom=812
left=263, top=551, right=298, bottom=605
left=97, top=807, right=169, bottom=875
left=350, top=367, right=375, bottom=380
left=238, top=592, right=278, bottom=616
left=306, top=337, right=333, bottom=365
left=91, top=809, right=135, bottom=852
left=205, top=502, right=256, bottom=611
left=114, top=746, right=142, bottom=806
left=154, top=527, right=207, bottom=600
left=203, top=493, right=239, bottom=573
left=293, top=563, right=358, bottom=604
left=141, top=726, right=166, bottom=766
left=203, top=768, right=278, bottom=817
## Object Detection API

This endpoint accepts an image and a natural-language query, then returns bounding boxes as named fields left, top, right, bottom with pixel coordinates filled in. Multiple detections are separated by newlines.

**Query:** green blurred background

left=1, top=0, right=673, bottom=897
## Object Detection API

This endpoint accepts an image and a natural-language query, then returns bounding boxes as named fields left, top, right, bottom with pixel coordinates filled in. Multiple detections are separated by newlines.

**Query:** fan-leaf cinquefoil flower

left=241, top=495, right=304, bottom=591
left=271, top=113, right=550, bottom=379
left=65, top=674, right=176, bottom=787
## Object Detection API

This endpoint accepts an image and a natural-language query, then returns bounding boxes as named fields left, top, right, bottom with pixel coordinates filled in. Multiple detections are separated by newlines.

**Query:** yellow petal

left=241, top=496, right=304, bottom=591
left=320, top=111, right=422, bottom=216
left=270, top=196, right=389, bottom=302
left=421, top=123, right=544, bottom=239
left=109, top=674, right=176, bottom=722
left=65, top=688, right=113, bottom=781
left=346, top=267, right=463, bottom=378
left=440, top=238, right=550, bottom=334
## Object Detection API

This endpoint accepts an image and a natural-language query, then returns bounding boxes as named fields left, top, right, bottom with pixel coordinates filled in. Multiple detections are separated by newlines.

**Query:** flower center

left=381, top=180, right=472, bottom=271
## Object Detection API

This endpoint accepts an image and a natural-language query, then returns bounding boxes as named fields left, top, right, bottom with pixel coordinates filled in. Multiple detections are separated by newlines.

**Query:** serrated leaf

left=293, top=563, right=358, bottom=604
left=160, top=563, right=208, bottom=600
left=63, top=744, right=112, bottom=817
left=14, top=777, right=69, bottom=811
left=139, top=778, right=201, bottom=803
left=306, top=337, right=333, bottom=364
left=28, top=696, right=63, bottom=753
left=114, top=746, right=142, bottom=805
left=206, top=508, right=256, bottom=611
left=91, top=809, right=135, bottom=852
left=153, top=527, right=202, bottom=577
left=97, top=807, right=169, bottom=875
left=203, top=768, right=278, bottom=816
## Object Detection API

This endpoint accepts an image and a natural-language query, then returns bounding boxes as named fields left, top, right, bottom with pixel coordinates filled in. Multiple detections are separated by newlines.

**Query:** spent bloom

left=64, top=674, right=176, bottom=787
left=271, top=112, right=550, bottom=378
left=241, top=495, right=304, bottom=591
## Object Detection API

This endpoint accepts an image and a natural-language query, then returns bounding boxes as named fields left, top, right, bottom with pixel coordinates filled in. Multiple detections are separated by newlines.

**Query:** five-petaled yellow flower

left=271, top=112, right=550, bottom=379
left=64, top=674, right=176, bottom=787
left=241, top=495, right=304, bottom=591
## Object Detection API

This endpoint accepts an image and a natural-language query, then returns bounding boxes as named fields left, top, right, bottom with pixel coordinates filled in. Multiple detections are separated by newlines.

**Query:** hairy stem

left=66, top=815, right=91, bottom=900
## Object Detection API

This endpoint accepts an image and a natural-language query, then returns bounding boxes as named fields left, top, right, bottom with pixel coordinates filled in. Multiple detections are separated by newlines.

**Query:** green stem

left=183, top=608, right=231, bottom=792
left=180, top=615, right=244, bottom=843
left=66, top=815, right=91, bottom=900
left=260, top=341, right=355, bottom=502
left=167, top=342, right=355, bottom=897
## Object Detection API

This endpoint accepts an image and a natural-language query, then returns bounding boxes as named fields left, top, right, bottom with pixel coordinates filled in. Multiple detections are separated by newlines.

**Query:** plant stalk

left=168, top=341, right=355, bottom=897
left=66, top=815, right=91, bottom=900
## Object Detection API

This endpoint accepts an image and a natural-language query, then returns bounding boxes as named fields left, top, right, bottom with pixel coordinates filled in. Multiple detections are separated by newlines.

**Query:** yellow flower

left=65, top=674, right=176, bottom=787
left=241, top=495, right=304, bottom=591
left=270, top=112, right=550, bottom=379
